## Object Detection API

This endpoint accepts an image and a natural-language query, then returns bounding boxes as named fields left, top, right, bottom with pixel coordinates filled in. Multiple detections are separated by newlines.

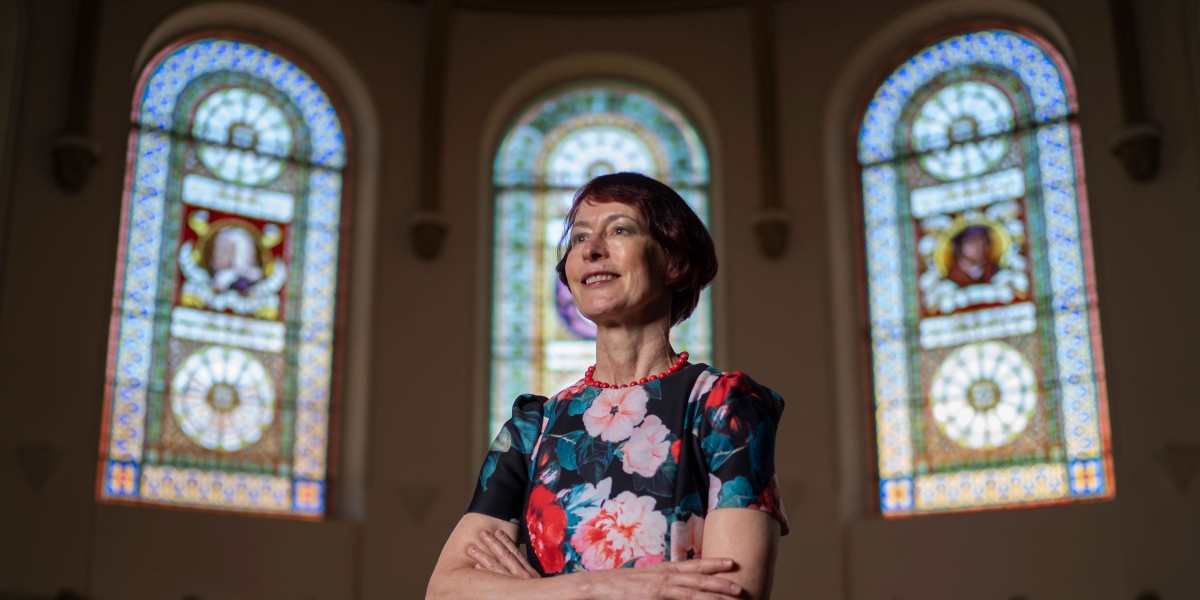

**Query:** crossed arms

left=425, top=508, right=779, bottom=600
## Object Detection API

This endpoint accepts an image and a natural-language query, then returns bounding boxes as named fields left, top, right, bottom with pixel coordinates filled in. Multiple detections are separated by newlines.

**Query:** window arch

left=489, top=80, right=712, bottom=437
left=98, top=34, right=350, bottom=518
left=857, top=27, right=1113, bottom=516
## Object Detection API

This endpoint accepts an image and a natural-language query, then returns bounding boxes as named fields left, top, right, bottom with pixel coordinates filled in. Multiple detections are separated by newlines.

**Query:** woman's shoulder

left=688, top=365, right=785, bottom=409
left=550, top=377, right=589, bottom=400
left=508, top=378, right=589, bottom=413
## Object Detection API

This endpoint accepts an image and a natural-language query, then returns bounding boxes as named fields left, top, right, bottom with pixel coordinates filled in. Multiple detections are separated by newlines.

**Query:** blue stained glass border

left=139, top=38, right=345, bottom=169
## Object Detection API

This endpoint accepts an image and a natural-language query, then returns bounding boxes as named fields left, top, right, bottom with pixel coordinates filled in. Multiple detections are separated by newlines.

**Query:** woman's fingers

left=577, top=563, right=743, bottom=600
left=490, top=530, right=540, bottom=578
left=476, top=530, right=536, bottom=579
left=645, top=557, right=738, bottom=574
left=466, top=544, right=505, bottom=574
left=661, top=572, right=742, bottom=598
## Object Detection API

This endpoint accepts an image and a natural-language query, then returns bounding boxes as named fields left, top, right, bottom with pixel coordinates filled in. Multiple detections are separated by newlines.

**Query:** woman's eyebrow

left=574, top=214, right=635, bottom=230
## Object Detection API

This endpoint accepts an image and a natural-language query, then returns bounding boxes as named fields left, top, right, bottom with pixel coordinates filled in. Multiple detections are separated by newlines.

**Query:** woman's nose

left=581, top=235, right=606, bottom=260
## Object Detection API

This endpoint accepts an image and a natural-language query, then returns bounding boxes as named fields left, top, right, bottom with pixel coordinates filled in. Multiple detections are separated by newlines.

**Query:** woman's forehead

left=573, top=198, right=644, bottom=226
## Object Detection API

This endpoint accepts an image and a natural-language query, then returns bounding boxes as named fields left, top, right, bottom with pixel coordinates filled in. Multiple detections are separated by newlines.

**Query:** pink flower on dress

left=621, top=415, right=671, bottom=477
left=583, top=387, right=648, bottom=443
left=635, top=552, right=664, bottom=567
left=688, top=370, right=720, bottom=405
left=530, top=415, right=550, bottom=460
left=567, top=379, right=587, bottom=396
left=669, top=514, right=705, bottom=561
left=708, top=473, right=722, bottom=509
left=570, top=490, right=667, bottom=570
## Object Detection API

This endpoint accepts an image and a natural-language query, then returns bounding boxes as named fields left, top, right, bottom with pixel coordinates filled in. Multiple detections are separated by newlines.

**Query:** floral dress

left=468, top=363, right=789, bottom=576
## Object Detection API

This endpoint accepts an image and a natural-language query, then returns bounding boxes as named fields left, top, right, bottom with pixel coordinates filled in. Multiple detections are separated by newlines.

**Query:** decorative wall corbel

left=15, top=442, right=63, bottom=493
left=750, top=0, right=789, bottom=259
left=52, top=0, right=101, bottom=192
left=1158, top=441, right=1200, bottom=492
left=753, top=210, right=789, bottom=259
left=411, top=0, right=453, bottom=260
left=410, top=210, right=449, bottom=261
left=1109, top=0, right=1161, bottom=182
left=52, top=134, right=101, bottom=191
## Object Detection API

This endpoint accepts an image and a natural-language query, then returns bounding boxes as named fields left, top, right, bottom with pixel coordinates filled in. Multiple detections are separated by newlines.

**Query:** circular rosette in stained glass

left=192, top=88, right=294, bottom=186
left=170, top=346, right=277, bottom=452
left=929, top=341, right=1037, bottom=450
left=545, top=126, right=658, bottom=187
left=911, top=81, right=1015, bottom=181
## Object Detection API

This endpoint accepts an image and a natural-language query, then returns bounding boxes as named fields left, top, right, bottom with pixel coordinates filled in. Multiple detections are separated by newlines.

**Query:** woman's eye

left=573, top=233, right=588, bottom=243
left=612, top=226, right=627, bottom=235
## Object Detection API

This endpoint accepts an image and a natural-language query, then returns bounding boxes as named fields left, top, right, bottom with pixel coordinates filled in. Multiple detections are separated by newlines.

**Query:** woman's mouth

left=584, top=273, right=618, bottom=285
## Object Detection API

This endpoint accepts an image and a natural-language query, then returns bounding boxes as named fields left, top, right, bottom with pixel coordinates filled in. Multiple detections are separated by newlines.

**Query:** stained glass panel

left=98, top=35, right=348, bottom=518
left=490, top=82, right=711, bottom=439
left=858, top=28, right=1113, bottom=516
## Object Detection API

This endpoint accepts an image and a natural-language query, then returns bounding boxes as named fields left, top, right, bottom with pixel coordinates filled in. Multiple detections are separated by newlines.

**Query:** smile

left=583, top=273, right=618, bottom=285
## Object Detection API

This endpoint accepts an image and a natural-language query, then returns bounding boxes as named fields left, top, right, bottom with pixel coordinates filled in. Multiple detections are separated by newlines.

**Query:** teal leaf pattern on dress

left=479, top=454, right=498, bottom=491
left=716, top=475, right=756, bottom=509
left=489, top=427, right=512, bottom=454
left=702, top=432, right=737, bottom=471
left=556, top=430, right=586, bottom=471
left=631, top=453, right=677, bottom=497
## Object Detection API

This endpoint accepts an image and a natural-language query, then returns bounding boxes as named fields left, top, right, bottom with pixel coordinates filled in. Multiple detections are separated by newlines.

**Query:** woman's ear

left=651, top=243, right=677, bottom=284
left=664, top=258, right=685, bottom=289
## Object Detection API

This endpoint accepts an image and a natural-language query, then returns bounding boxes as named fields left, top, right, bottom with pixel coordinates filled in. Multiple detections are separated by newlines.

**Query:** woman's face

left=564, top=199, right=672, bottom=329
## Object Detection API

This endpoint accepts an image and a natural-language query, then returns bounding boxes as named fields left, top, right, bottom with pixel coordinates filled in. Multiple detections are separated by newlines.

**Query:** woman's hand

left=573, top=558, right=746, bottom=600
left=467, top=529, right=743, bottom=599
left=467, top=530, right=539, bottom=579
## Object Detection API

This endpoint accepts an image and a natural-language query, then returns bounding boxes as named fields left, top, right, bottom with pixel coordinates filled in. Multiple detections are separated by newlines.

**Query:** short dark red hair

left=555, top=172, right=717, bottom=326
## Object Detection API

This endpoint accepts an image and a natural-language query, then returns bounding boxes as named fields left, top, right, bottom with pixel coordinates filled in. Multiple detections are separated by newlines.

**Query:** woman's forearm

left=426, top=564, right=577, bottom=600
left=429, top=551, right=744, bottom=600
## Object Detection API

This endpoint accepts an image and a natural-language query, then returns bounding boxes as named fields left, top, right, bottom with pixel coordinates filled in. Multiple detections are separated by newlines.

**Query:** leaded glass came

left=98, top=35, right=348, bottom=518
left=490, top=82, right=712, bottom=439
left=858, top=28, right=1114, bottom=516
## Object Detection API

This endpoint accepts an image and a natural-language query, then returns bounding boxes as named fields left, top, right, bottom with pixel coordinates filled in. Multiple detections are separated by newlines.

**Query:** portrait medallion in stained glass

left=858, top=28, right=1113, bottom=516
left=98, top=35, right=349, bottom=518
left=490, top=82, right=712, bottom=439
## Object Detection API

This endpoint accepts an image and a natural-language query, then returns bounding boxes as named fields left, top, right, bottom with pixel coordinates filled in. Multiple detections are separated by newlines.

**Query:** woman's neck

left=591, top=321, right=678, bottom=386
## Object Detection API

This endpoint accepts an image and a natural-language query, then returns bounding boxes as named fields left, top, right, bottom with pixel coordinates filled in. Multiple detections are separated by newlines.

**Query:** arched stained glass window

left=490, top=81, right=711, bottom=437
left=858, top=28, right=1113, bottom=516
left=98, top=34, right=349, bottom=518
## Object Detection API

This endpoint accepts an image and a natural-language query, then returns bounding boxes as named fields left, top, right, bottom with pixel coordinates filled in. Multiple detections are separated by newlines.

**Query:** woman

left=427, top=173, right=788, bottom=599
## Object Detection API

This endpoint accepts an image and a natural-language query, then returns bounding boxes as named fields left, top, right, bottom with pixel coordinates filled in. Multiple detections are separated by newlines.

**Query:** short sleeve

left=697, top=371, right=789, bottom=534
left=466, top=394, right=546, bottom=523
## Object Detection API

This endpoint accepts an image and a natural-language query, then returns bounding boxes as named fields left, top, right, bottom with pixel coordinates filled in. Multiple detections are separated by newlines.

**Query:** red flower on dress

left=525, top=485, right=567, bottom=573
left=755, top=474, right=789, bottom=532
left=705, top=371, right=746, bottom=409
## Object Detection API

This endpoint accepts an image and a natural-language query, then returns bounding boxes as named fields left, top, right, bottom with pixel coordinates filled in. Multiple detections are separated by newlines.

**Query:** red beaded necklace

left=584, top=351, right=689, bottom=389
